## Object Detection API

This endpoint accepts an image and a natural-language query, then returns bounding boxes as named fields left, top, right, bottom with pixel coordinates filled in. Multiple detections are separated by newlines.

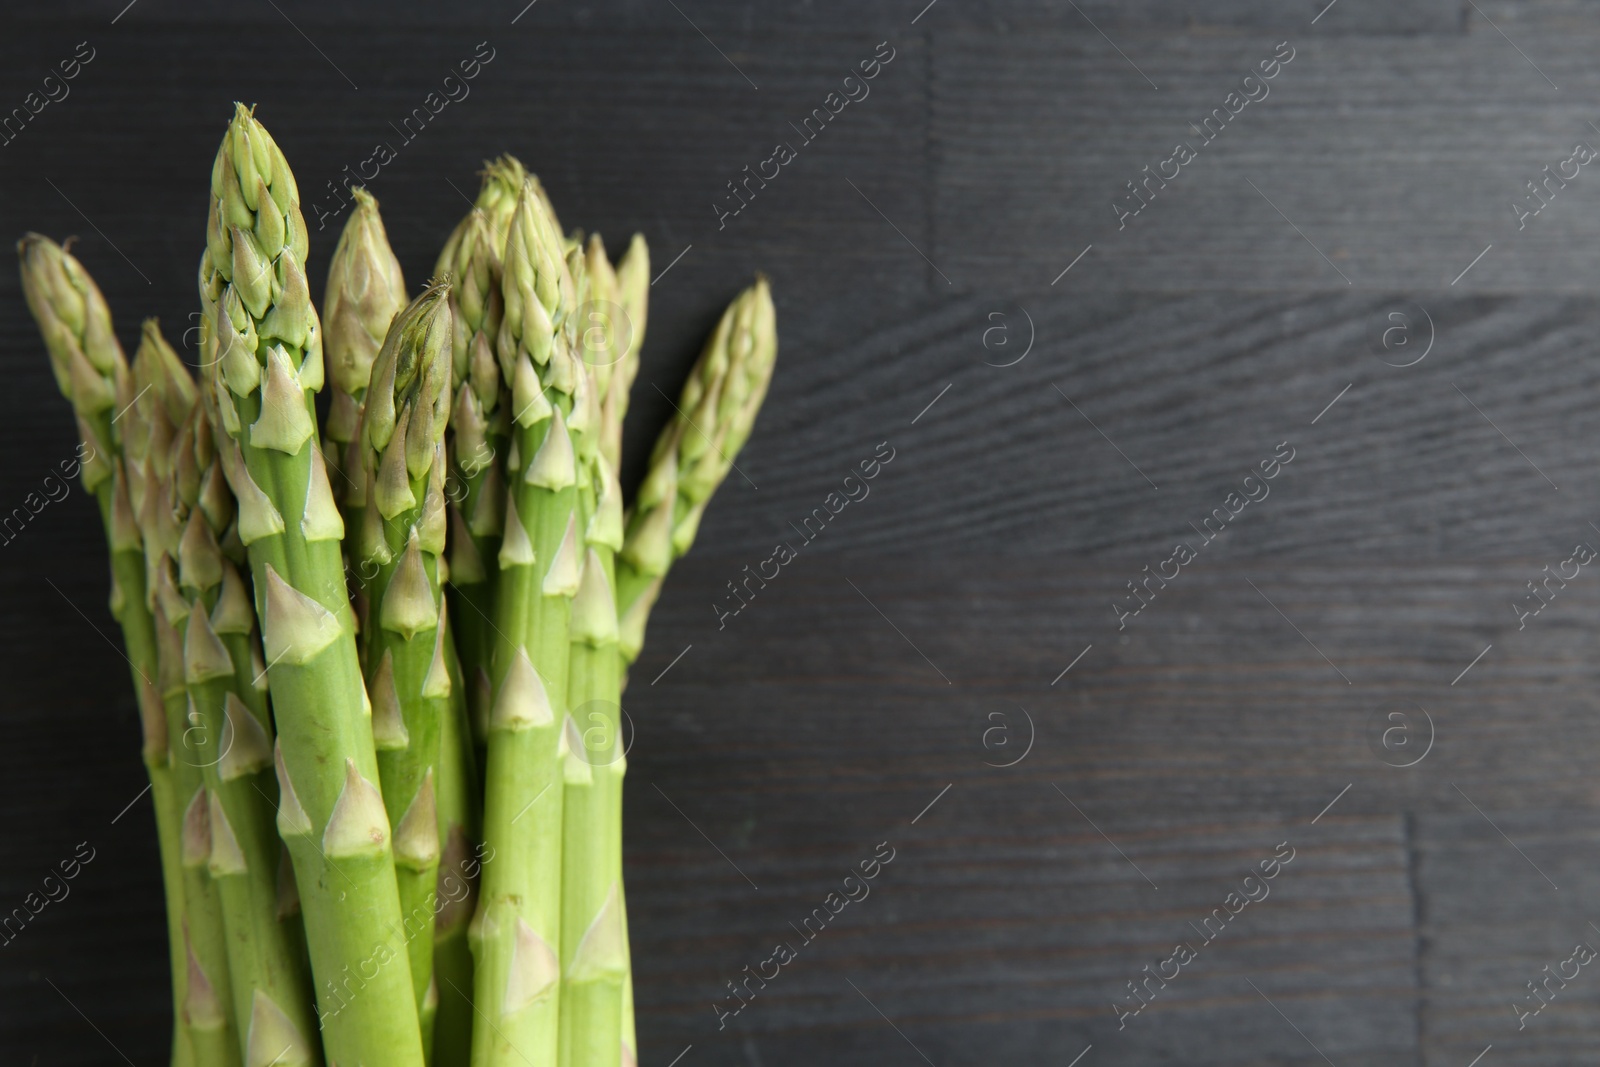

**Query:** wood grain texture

left=3, top=3, right=1600, bottom=1066
left=1414, top=810, right=1600, bottom=1066
left=614, top=556, right=1600, bottom=1064
left=933, top=22, right=1600, bottom=293
left=701, top=290, right=1600, bottom=561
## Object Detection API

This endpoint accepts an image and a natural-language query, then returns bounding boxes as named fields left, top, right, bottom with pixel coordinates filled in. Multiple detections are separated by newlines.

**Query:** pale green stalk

left=130, top=369, right=242, bottom=1067
left=604, top=233, right=648, bottom=1067
left=431, top=172, right=509, bottom=1061
left=558, top=235, right=630, bottom=1067
left=352, top=284, right=455, bottom=1051
left=471, top=176, right=589, bottom=1067
left=198, top=103, right=426, bottom=1067
left=158, top=602, right=243, bottom=1067
left=619, top=895, right=635, bottom=1067
left=604, top=280, right=778, bottom=1064
left=162, top=330, right=321, bottom=1067
left=18, top=234, right=196, bottom=1067
left=431, top=606, right=482, bottom=1067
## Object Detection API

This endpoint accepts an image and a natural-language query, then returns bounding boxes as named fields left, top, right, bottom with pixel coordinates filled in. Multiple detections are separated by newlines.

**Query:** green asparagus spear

left=605, top=234, right=649, bottom=1067
left=198, top=103, right=427, bottom=1067
left=158, top=324, right=323, bottom=1067
left=430, top=159, right=532, bottom=1067
left=608, top=284, right=779, bottom=1067
left=125, top=347, right=243, bottom=1067
left=557, top=235, right=632, bottom=1067
left=430, top=601, right=483, bottom=1067
left=17, top=234, right=197, bottom=1067
left=615, top=277, right=777, bottom=666
left=471, top=175, right=588, bottom=1067
left=351, top=282, right=455, bottom=1050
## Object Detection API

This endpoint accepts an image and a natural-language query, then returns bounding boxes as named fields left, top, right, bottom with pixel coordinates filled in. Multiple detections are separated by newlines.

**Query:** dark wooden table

left=3, top=2, right=1598, bottom=1064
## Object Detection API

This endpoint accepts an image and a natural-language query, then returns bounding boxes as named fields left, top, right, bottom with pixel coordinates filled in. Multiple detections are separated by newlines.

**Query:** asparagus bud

left=615, top=276, right=777, bottom=663
left=18, top=233, right=126, bottom=416
left=602, top=235, right=651, bottom=475
left=325, top=188, right=406, bottom=405
left=323, top=186, right=405, bottom=556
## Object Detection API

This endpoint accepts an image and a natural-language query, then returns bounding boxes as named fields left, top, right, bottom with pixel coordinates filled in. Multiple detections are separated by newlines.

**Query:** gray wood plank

left=1415, top=810, right=1600, bottom=1066
left=625, top=785, right=1417, bottom=1065
left=942, top=0, right=1462, bottom=33
left=933, top=28, right=1600, bottom=293
left=683, top=291, right=1600, bottom=561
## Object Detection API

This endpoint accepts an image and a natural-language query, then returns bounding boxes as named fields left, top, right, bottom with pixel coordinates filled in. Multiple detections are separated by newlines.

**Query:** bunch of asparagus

left=21, top=103, right=776, bottom=1067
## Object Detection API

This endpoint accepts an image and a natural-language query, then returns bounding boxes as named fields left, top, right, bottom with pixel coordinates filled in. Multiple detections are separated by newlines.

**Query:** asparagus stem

left=558, top=558, right=626, bottom=1067
left=437, top=157, right=523, bottom=755
left=615, top=278, right=778, bottom=667
left=605, top=277, right=777, bottom=1065
left=431, top=602, right=482, bottom=1067
left=161, top=327, right=323, bottom=1067
left=603, top=234, right=648, bottom=1064
left=199, top=103, right=426, bottom=1067
left=472, top=176, right=587, bottom=1067
left=557, top=234, right=632, bottom=1067
left=123, top=540, right=197, bottom=1067
left=125, top=325, right=244, bottom=1066
left=352, top=284, right=456, bottom=1048
left=17, top=234, right=197, bottom=1067
left=158, top=578, right=243, bottom=1067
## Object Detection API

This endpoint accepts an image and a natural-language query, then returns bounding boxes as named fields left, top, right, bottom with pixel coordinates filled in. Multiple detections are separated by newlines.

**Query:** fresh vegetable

left=198, top=103, right=427, bottom=1067
left=19, top=101, right=775, bottom=1067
